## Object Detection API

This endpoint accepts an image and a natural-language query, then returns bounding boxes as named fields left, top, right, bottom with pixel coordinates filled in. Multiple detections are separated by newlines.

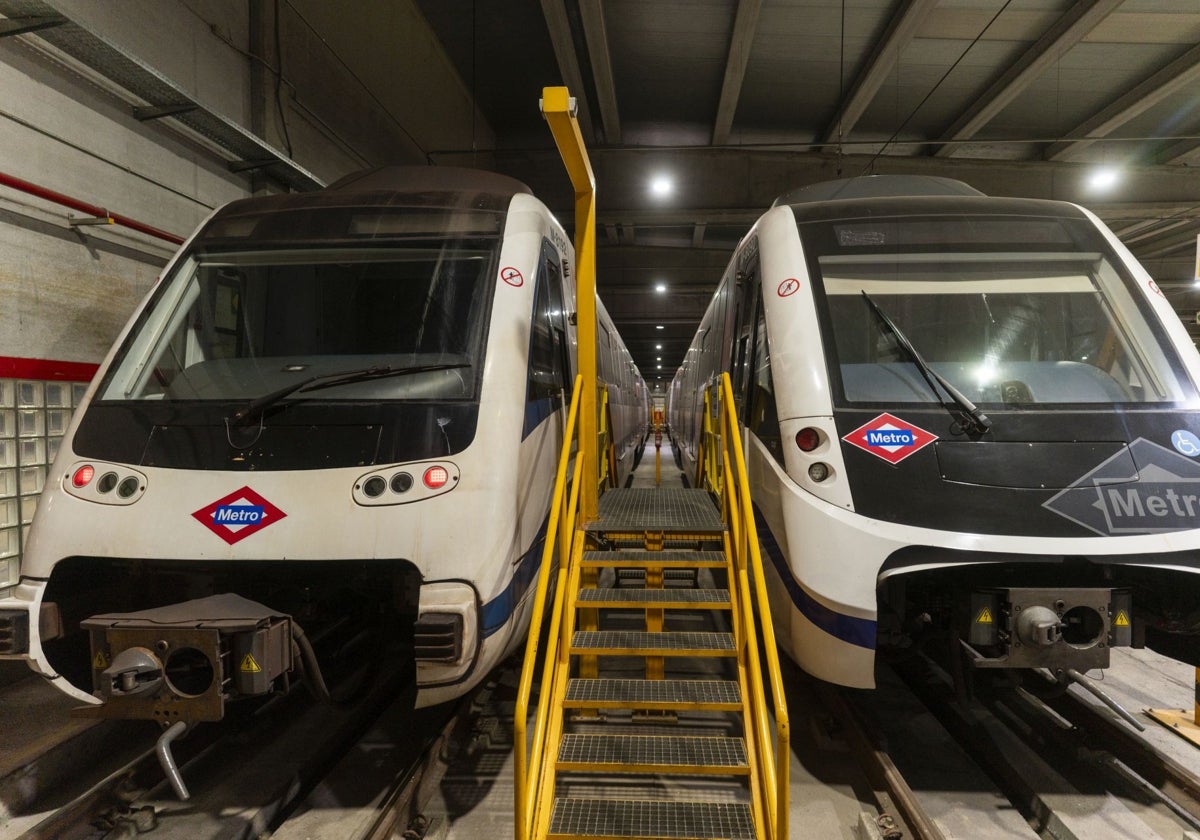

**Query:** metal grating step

left=548, top=797, right=755, bottom=839
left=564, top=678, right=741, bottom=710
left=587, top=489, right=724, bottom=534
left=572, top=631, right=735, bottom=656
left=578, top=588, right=730, bottom=609
left=557, top=734, right=748, bottom=774
left=582, top=550, right=727, bottom=568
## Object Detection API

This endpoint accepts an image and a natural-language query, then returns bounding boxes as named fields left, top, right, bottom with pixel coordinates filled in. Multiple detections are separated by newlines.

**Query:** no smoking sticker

left=777, top=278, right=800, bottom=297
left=500, top=266, right=524, bottom=287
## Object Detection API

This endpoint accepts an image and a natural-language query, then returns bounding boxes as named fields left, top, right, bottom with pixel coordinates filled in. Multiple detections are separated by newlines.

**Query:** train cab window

left=800, top=215, right=1199, bottom=407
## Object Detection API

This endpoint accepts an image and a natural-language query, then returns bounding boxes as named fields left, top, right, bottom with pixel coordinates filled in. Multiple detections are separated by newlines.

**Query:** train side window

left=730, top=240, right=762, bottom=423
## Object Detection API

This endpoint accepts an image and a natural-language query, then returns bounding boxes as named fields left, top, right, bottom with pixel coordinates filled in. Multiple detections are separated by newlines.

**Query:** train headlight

left=807, top=463, right=831, bottom=483
left=64, top=462, right=147, bottom=505
left=354, top=461, right=459, bottom=506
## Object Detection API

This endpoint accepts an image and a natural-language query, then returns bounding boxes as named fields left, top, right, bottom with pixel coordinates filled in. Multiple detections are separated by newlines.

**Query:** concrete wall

left=0, top=0, right=493, bottom=367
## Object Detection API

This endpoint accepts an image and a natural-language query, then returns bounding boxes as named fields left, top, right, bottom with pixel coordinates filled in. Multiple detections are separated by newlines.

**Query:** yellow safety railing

left=701, top=372, right=791, bottom=840
left=515, top=374, right=584, bottom=840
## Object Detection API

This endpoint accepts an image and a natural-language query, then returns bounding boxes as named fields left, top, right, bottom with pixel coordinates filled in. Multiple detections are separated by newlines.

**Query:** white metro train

left=0, top=166, right=647, bottom=720
left=670, top=175, right=1200, bottom=688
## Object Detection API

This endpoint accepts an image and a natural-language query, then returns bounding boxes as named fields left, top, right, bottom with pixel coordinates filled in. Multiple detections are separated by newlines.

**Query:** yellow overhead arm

left=541, top=86, right=598, bottom=522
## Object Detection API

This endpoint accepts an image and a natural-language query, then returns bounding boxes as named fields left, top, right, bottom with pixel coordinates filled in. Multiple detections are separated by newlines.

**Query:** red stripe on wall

left=0, top=356, right=100, bottom=382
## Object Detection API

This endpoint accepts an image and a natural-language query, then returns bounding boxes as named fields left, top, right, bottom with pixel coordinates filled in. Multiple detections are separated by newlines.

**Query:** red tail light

left=795, top=428, right=820, bottom=452
left=72, top=465, right=95, bottom=487
left=424, top=466, right=449, bottom=489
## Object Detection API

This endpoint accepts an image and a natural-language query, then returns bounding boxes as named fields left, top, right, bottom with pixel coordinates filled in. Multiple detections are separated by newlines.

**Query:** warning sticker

left=777, top=278, right=800, bottom=298
left=1114, top=610, right=1130, bottom=628
left=239, top=653, right=262, bottom=673
left=976, top=607, right=994, bottom=624
left=500, top=266, right=524, bottom=287
left=93, top=650, right=109, bottom=670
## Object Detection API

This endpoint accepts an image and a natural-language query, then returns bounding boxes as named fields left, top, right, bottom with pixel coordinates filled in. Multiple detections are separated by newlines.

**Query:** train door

left=730, top=238, right=762, bottom=421
left=728, top=238, right=783, bottom=461
left=527, top=241, right=571, bottom=437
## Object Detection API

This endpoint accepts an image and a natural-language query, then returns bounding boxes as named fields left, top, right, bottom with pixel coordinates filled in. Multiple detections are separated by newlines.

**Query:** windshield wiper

left=860, top=291, right=991, bottom=435
left=229, top=363, right=470, bottom=426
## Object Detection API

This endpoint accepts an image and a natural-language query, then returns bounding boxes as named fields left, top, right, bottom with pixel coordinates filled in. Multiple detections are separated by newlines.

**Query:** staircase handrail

left=515, top=375, right=584, bottom=840
left=706, top=372, right=791, bottom=840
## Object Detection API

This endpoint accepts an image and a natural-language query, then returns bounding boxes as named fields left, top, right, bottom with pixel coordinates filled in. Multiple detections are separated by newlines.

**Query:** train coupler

left=75, top=593, right=293, bottom=725
left=964, top=587, right=1132, bottom=671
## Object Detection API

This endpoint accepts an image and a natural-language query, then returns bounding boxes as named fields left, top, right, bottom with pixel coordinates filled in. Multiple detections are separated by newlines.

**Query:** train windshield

left=98, top=230, right=499, bottom=405
left=802, top=215, right=1198, bottom=407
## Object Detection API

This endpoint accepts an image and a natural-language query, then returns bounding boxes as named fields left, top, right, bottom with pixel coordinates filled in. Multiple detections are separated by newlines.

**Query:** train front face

left=762, top=196, right=1200, bottom=686
left=0, top=178, right=540, bottom=718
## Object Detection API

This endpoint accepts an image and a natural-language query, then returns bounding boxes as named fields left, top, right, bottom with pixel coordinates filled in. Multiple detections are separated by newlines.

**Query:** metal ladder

left=541, top=487, right=757, bottom=839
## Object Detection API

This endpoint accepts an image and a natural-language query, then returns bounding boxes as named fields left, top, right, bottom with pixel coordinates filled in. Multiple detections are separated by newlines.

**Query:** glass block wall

left=0, top=378, right=88, bottom=571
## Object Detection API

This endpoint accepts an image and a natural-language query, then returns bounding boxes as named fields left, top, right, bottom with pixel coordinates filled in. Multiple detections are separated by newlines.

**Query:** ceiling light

left=656, top=325, right=664, bottom=330
left=654, top=282, right=667, bottom=293
left=657, top=364, right=662, bottom=369
left=655, top=344, right=662, bottom=350
left=649, top=175, right=673, bottom=198
left=656, top=357, right=661, bottom=361
left=1088, top=167, right=1120, bottom=192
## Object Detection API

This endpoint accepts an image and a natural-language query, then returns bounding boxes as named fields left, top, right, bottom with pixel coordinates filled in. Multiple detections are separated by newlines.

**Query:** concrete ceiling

left=417, top=0, right=1200, bottom=390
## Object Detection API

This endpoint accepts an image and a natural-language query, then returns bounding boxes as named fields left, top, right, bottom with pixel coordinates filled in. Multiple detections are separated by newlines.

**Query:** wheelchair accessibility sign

left=1171, top=430, right=1200, bottom=458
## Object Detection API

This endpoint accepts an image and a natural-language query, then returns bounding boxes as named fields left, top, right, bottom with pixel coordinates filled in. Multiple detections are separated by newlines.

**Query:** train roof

left=774, top=175, right=1090, bottom=224
left=772, top=175, right=984, bottom=206
left=195, top=166, right=534, bottom=245
left=208, top=166, right=532, bottom=221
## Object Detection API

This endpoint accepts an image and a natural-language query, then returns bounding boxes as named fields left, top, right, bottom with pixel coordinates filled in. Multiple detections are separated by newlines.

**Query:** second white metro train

left=670, top=175, right=1200, bottom=688
left=0, top=166, right=647, bottom=718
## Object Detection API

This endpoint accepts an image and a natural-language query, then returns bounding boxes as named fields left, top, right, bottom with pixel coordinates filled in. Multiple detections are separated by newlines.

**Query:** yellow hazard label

left=239, top=653, right=262, bottom=673
left=93, top=651, right=109, bottom=670
left=1114, top=610, right=1130, bottom=628
left=976, top=607, right=994, bottom=624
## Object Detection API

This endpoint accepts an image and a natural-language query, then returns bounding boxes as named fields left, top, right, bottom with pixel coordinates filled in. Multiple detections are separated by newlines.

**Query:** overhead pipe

left=0, top=170, right=184, bottom=245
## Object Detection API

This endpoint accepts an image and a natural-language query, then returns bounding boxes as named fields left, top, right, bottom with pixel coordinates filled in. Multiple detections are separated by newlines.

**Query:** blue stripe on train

left=479, top=515, right=551, bottom=637
left=522, top=395, right=562, bottom=439
left=752, top=505, right=876, bottom=650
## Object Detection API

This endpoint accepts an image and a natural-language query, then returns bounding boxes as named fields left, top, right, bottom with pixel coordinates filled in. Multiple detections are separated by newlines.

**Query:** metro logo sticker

left=192, top=486, right=286, bottom=545
left=842, top=413, right=938, bottom=465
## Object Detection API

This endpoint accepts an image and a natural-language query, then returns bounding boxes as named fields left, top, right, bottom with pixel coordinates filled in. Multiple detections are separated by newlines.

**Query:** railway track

left=839, top=651, right=1200, bottom=840
left=5, top=661, right=435, bottom=840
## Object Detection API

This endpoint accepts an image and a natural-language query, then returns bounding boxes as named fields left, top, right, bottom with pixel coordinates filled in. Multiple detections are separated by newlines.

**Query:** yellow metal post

left=541, top=87, right=599, bottom=523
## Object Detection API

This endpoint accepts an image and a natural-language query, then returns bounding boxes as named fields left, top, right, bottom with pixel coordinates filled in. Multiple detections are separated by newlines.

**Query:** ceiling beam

left=1158, top=139, right=1200, bottom=165
left=578, top=0, right=621, bottom=144
left=692, top=223, right=707, bottom=248
left=1119, top=218, right=1194, bottom=247
left=1045, top=43, right=1200, bottom=162
left=538, top=0, right=596, bottom=144
left=934, top=0, right=1123, bottom=158
left=1134, top=228, right=1200, bottom=260
left=821, top=0, right=939, bottom=146
left=712, top=0, right=762, bottom=145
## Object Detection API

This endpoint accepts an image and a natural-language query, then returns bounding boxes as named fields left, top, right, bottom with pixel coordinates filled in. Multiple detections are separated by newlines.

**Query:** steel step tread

left=582, top=550, right=726, bottom=568
left=548, top=797, right=755, bottom=840
left=571, top=630, right=735, bottom=655
left=557, top=733, right=748, bottom=774
left=577, top=588, right=730, bottom=608
left=564, top=678, right=741, bottom=709
left=586, top=488, right=725, bottom=534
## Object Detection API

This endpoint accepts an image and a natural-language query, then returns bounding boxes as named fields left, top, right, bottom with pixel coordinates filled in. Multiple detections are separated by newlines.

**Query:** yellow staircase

left=516, top=375, right=789, bottom=840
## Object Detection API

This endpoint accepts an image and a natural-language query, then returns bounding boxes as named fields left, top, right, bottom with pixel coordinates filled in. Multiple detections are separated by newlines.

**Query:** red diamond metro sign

left=191, top=486, right=287, bottom=545
left=842, top=413, right=938, bottom=465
